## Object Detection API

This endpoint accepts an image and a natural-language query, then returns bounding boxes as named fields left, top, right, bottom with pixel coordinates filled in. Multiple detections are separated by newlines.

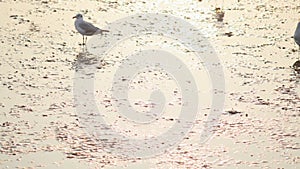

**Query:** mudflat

left=0, top=0, right=299, bottom=168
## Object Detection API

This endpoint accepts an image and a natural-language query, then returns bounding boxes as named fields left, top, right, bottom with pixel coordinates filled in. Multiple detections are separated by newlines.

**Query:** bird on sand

left=293, top=22, right=300, bottom=72
left=73, top=14, right=109, bottom=45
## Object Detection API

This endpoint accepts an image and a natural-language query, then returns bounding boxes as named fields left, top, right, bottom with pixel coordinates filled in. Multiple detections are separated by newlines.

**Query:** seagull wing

left=78, top=21, right=99, bottom=36
left=294, top=22, right=300, bottom=46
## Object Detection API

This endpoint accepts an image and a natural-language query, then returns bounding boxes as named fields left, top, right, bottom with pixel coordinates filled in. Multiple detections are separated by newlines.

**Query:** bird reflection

left=215, top=7, right=225, bottom=22
left=72, top=51, right=109, bottom=72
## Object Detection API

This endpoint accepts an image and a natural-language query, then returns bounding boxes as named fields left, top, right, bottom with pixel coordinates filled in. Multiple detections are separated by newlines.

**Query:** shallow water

left=0, top=0, right=299, bottom=168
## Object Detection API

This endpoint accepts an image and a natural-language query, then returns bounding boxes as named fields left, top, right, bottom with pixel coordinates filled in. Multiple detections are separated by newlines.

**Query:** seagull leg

left=82, top=35, right=85, bottom=46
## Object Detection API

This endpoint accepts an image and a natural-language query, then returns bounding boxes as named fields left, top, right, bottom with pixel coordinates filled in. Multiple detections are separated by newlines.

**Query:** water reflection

left=215, top=7, right=225, bottom=22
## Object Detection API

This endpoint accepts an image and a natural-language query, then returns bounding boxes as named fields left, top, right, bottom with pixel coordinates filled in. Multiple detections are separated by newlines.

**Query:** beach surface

left=0, top=0, right=299, bottom=168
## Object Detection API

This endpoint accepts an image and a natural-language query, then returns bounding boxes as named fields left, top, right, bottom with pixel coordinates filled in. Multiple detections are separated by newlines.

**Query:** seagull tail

left=95, top=29, right=109, bottom=35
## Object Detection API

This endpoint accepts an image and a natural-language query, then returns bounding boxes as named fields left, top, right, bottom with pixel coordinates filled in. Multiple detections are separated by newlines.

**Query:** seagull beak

left=72, top=16, right=76, bottom=19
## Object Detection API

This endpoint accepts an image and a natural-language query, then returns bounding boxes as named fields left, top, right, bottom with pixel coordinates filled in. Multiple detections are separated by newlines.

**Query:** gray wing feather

left=294, top=22, right=300, bottom=46
left=78, top=21, right=99, bottom=35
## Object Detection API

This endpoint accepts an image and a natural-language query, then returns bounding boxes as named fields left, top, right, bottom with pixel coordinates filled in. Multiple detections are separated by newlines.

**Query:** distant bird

left=73, top=14, right=109, bottom=45
left=294, top=21, right=300, bottom=58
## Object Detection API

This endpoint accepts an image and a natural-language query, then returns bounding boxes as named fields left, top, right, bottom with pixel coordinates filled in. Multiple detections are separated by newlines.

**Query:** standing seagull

left=73, top=14, right=109, bottom=45
left=293, top=22, right=300, bottom=71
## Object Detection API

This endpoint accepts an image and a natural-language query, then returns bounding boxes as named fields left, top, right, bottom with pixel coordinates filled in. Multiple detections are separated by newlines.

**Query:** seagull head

left=73, top=14, right=83, bottom=19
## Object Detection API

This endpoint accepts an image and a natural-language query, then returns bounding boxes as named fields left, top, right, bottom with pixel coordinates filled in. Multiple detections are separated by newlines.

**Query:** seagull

left=294, top=21, right=300, bottom=58
left=292, top=22, right=300, bottom=73
left=73, top=14, right=109, bottom=45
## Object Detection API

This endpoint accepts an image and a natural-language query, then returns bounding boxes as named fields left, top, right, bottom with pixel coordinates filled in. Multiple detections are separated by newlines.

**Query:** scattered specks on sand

left=0, top=0, right=299, bottom=168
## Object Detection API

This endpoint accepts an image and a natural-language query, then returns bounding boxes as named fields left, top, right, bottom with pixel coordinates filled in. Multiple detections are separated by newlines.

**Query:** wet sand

left=0, top=0, right=299, bottom=168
